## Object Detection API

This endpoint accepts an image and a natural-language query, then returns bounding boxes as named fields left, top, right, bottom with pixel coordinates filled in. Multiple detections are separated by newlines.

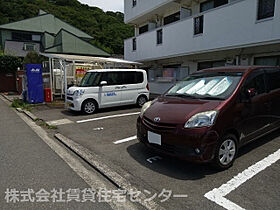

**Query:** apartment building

left=124, top=0, right=280, bottom=94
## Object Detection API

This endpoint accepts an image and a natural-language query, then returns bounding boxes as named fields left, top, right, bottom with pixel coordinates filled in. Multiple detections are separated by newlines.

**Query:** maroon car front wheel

left=213, top=134, right=238, bottom=170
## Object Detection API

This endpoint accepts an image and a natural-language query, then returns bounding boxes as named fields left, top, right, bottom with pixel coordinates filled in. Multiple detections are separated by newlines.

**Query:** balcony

left=124, top=0, right=174, bottom=24
left=124, top=0, right=280, bottom=62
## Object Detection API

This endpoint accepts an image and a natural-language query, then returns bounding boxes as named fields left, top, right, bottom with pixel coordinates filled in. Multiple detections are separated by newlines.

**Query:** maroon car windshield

left=165, top=72, right=243, bottom=100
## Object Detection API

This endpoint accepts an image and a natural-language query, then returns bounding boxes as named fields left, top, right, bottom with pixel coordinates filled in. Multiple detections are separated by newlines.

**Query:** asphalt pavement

left=30, top=104, right=280, bottom=210
left=0, top=97, right=114, bottom=210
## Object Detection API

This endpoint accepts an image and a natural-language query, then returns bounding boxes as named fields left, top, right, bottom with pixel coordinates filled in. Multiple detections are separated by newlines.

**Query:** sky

left=78, top=0, right=124, bottom=12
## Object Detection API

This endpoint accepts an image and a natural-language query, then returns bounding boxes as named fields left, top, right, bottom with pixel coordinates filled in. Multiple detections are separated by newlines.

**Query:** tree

left=0, top=55, right=22, bottom=72
left=0, top=0, right=134, bottom=55
left=23, top=52, right=46, bottom=64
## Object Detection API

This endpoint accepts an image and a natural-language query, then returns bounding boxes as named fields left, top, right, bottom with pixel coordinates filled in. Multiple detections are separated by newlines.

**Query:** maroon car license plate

left=148, top=131, right=161, bottom=145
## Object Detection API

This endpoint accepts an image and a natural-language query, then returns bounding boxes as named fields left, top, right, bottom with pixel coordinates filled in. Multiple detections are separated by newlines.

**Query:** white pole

left=52, top=59, right=55, bottom=97
left=64, top=60, right=67, bottom=108
left=59, top=59, right=63, bottom=99
left=48, top=58, right=53, bottom=101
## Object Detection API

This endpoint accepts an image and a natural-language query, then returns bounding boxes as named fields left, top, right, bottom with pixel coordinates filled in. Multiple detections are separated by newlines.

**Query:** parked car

left=137, top=66, right=280, bottom=169
left=67, top=69, right=149, bottom=114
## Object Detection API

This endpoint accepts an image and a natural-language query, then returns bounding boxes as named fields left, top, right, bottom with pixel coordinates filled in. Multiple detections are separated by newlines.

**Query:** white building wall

left=124, top=0, right=172, bottom=23
left=125, top=0, right=280, bottom=62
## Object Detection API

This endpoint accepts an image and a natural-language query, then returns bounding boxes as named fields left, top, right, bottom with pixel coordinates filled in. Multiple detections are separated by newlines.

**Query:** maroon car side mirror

left=247, top=88, right=257, bottom=98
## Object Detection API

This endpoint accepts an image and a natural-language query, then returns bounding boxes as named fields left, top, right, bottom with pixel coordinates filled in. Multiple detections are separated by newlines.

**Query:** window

left=132, top=0, right=137, bottom=7
left=157, top=29, right=163, bottom=45
left=132, top=38, right=136, bottom=51
left=148, top=65, right=189, bottom=82
left=200, top=1, right=214, bottom=12
left=101, top=72, right=123, bottom=86
left=243, top=72, right=266, bottom=97
left=79, top=72, right=102, bottom=87
left=139, top=25, right=148, bottom=34
left=265, top=68, right=280, bottom=91
left=254, top=56, right=280, bottom=66
left=200, top=0, right=228, bottom=12
left=163, top=12, right=180, bottom=25
left=198, top=60, right=226, bottom=70
left=32, top=35, right=41, bottom=41
left=166, top=73, right=242, bottom=100
left=12, top=32, right=32, bottom=41
left=123, top=72, right=144, bottom=84
left=257, top=0, right=275, bottom=20
left=23, top=43, right=36, bottom=51
left=194, top=16, right=204, bottom=35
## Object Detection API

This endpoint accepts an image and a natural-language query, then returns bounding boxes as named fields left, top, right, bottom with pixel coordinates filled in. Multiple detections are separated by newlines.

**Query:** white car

left=67, top=69, right=150, bottom=114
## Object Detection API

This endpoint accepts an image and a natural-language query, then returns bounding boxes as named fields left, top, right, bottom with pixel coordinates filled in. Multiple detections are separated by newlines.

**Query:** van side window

left=265, top=68, right=280, bottom=91
left=101, top=72, right=123, bottom=85
left=243, top=72, right=266, bottom=97
left=123, top=72, right=144, bottom=84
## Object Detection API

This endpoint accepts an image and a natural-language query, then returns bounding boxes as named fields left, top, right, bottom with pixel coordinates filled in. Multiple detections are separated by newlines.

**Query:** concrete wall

left=4, top=41, right=40, bottom=57
left=125, top=0, right=280, bottom=62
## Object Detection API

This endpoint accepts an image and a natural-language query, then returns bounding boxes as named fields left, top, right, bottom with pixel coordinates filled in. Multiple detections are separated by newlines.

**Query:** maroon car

left=137, top=66, right=280, bottom=169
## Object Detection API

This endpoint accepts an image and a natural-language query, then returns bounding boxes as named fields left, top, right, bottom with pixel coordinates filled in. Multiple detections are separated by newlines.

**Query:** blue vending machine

left=25, top=64, right=44, bottom=104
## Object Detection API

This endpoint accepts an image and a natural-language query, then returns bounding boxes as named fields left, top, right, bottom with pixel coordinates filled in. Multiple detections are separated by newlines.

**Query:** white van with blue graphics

left=67, top=69, right=149, bottom=114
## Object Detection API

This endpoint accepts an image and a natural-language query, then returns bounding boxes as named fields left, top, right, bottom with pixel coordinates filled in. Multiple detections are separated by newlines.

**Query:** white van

left=66, top=69, right=150, bottom=114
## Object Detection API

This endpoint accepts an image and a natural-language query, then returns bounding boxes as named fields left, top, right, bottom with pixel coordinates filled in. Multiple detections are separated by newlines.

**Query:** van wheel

left=82, top=99, right=98, bottom=115
left=213, top=134, right=238, bottom=170
left=137, top=95, right=148, bottom=107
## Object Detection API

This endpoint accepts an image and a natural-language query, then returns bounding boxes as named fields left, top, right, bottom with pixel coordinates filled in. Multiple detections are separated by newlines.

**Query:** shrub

left=0, top=55, right=22, bottom=73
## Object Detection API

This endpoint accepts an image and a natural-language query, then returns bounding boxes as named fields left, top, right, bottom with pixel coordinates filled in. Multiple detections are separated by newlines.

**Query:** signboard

left=26, top=64, right=44, bottom=104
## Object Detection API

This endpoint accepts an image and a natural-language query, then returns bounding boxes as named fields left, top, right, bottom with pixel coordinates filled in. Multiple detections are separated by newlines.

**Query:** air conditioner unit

left=240, top=58, right=249, bottom=66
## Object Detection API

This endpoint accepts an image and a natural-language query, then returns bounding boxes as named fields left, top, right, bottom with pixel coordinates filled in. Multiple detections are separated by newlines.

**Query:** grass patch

left=38, top=120, right=57, bottom=130
left=11, top=99, right=32, bottom=111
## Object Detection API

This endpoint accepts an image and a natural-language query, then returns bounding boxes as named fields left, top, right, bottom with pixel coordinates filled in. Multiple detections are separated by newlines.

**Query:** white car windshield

left=166, top=72, right=242, bottom=100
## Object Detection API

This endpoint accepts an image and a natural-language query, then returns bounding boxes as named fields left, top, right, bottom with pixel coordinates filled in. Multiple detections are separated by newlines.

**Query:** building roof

left=0, top=13, right=93, bottom=39
left=43, top=29, right=110, bottom=57
left=40, top=53, right=141, bottom=65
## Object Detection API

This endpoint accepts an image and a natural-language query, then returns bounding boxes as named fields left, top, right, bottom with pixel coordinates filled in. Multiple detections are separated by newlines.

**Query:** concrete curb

left=1, top=93, right=39, bottom=121
left=55, top=133, right=164, bottom=210
left=1, top=94, right=13, bottom=102
left=22, top=110, right=39, bottom=121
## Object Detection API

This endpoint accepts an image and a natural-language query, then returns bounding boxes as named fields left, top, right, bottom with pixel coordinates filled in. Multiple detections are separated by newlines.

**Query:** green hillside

left=0, top=0, right=133, bottom=55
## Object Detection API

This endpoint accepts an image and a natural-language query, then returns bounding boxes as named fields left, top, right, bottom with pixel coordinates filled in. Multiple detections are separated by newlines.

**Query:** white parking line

left=77, top=112, right=140, bottom=124
left=46, top=119, right=73, bottom=126
left=204, top=148, right=280, bottom=210
left=114, top=136, right=137, bottom=144
left=146, top=156, right=162, bottom=163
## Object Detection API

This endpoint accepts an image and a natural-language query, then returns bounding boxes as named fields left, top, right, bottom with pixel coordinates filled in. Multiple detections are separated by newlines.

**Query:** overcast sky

left=78, top=0, right=124, bottom=12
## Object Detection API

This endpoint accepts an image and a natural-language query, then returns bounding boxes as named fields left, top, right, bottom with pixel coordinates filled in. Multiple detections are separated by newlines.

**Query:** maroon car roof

left=199, top=66, right=278, bottom=73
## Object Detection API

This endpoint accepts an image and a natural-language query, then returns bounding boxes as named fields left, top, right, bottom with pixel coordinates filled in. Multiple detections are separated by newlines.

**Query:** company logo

left=154, top=117, right=161, bottom=123
left=31, top=68, right=40, bottom=73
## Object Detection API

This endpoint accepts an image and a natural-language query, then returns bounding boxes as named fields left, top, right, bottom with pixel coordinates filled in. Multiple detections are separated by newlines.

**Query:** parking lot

left=32, top=104, right=280, bottom=210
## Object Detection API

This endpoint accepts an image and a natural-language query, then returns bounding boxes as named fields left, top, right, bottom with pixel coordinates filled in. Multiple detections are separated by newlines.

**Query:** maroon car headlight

left=184, top=110, right=218, bottom=128
left=140, top=101, right=152, bottom=118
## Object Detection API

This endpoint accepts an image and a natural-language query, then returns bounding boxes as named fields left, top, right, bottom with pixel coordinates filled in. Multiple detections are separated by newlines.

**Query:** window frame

left=139, top=24, right=149, bottom=34
left=194, top=15, right=204, bottom=35
left=156, top=29, right=163, bottom=45
left=132, top=38, right=136, bottom=51
left=23, top=43, right=36, bottom=51
left=163, top=11, right=181, bottom=25
left=257, top=0, right=275, bottom=20
left=132, top=0, right=137, bottom=7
